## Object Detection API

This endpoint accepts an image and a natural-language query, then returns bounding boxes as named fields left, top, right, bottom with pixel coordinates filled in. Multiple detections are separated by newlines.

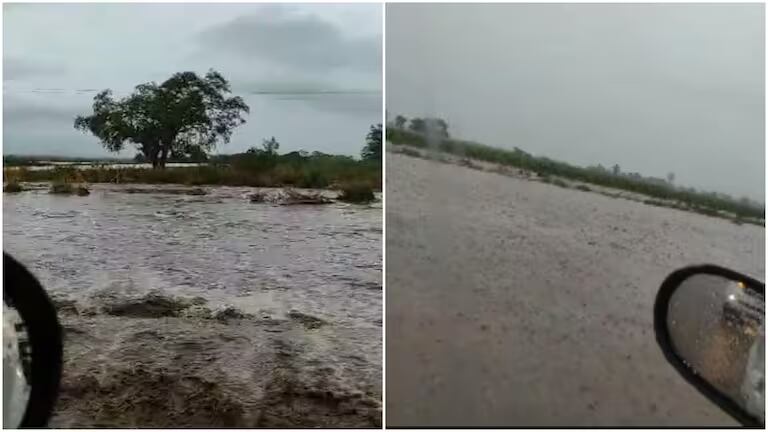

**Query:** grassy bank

left=387, top=128, right=764, bottom=223
left=5, top=154, right=382, bottom=191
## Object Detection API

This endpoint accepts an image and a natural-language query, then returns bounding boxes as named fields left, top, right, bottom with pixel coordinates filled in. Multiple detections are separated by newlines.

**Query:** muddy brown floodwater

left=3, top=184, right=382, bottom=428
left=386, top=151, right=764, bottom=427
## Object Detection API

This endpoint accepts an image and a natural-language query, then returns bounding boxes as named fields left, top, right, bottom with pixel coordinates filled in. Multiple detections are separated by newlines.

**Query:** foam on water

left=4, top=184, right=382, bottom=427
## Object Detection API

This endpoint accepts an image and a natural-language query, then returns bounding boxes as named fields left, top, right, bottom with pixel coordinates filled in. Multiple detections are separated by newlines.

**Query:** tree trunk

left=150, top=145, right=161, bottom=169
left=159, top=146, right=169, bottom=169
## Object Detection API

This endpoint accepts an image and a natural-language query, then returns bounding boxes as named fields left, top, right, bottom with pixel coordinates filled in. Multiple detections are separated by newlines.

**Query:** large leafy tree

left=74, top=70, right=249, bottom=169
left=362, top=123, right=382, bottom=162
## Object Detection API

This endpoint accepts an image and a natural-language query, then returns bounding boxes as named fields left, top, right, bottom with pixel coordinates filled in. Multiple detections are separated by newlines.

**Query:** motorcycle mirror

left=3, top=253, right=63, bottom=428
left=654, top=265, right=765, bottom=427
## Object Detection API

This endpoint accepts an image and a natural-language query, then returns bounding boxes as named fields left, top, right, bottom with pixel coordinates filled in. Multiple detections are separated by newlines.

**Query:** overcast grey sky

left=387, top=3, right=764, bottom=201
left=4, top=3, right=382, bottom=158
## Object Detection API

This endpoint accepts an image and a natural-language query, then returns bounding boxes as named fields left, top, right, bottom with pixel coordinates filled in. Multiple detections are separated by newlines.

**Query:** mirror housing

left=3, top=253, right=63, bottom=428
left=654, top=264, right=764, bottom=427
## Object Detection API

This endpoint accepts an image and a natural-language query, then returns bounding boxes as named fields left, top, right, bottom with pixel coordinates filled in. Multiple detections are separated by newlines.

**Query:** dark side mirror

left=654, top=265, right=764, bottom=427
left=3, top=253, right=63, bottom=428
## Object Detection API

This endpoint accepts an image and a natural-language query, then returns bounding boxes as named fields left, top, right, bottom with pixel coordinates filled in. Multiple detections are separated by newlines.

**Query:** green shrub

left=643, top=199, right=667, bottom=207
left=550, top=178, right=569, bottom=188
left=337, top=182, right=376, bottom=203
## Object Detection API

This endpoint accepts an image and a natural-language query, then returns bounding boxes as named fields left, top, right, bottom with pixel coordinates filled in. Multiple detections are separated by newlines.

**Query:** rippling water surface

left=4, top=184, right=382, bottom=427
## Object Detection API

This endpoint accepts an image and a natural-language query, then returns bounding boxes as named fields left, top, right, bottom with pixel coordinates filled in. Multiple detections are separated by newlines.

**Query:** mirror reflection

left=666, top=274, right=765, bottom=422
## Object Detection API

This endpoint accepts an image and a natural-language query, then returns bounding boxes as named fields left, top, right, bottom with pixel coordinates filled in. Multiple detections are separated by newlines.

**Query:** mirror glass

left=666, top=273, right=765, bottom=423
left=3, top=302, right=31, bottom=428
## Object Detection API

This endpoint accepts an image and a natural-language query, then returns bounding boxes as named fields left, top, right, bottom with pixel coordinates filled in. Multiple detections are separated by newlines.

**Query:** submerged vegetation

left=49, top=181, right=75, bottom=195
left=48, top=177, right=90, bottom=196
left=278, top=189, right=333, bottom=205
left=337, top=182, right=376, bottom=204
left=4, top=180, right=23, bottom=193
left=387, top=120, right=764, bottom=224
left=247, top=189, right=336, bottom=205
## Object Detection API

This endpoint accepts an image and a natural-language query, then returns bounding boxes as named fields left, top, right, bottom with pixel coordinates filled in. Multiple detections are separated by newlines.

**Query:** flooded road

left=4, top=184, right=382, bottom=427
left=385, top=151, right=763, bottom=427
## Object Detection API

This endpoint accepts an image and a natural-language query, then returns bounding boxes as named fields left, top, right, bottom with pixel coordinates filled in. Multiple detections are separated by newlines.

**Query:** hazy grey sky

left=4, top=3, right=382, bottom=158
left=387, top=3, right=764, bottom=201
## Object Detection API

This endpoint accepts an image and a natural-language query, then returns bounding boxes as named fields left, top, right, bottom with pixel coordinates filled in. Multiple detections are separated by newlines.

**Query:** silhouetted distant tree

left=408, top=117, right=449, bottom=138
left=395, top=115, right=407, bottom=129
left=427, top=118, right=449, bottom=138
left=262, top=136, right=280, bottom=156
left=362, top=124, right=382, bottom=162
left=409, top=118, right=426, bottom=133
left=612, top=164, right=621, bottom=176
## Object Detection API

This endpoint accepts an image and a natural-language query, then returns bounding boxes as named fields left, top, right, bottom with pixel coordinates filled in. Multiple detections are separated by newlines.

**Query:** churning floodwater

left=3, top=184, right=382, bottom=427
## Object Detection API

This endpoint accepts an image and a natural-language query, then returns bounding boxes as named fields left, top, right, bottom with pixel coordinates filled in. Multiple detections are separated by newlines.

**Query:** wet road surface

left=385, top=151, right=763, bottom=427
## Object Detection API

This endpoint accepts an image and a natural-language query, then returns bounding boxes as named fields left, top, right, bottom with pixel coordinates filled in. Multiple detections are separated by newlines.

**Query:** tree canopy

left=74, top=70, right=249, bottom=169
left=262, top=136, right=280, bottom=156
left=408, top=117, right=449, bottom=139
left=362, top=124, right=382, bottom=162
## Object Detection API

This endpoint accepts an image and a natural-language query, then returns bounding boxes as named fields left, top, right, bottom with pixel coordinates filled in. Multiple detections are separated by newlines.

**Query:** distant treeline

left=6, top=131, right=382, bottom=190
left=3, top=155, right=133, bottom=166
left=387, top=120, right=764, bottom=221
